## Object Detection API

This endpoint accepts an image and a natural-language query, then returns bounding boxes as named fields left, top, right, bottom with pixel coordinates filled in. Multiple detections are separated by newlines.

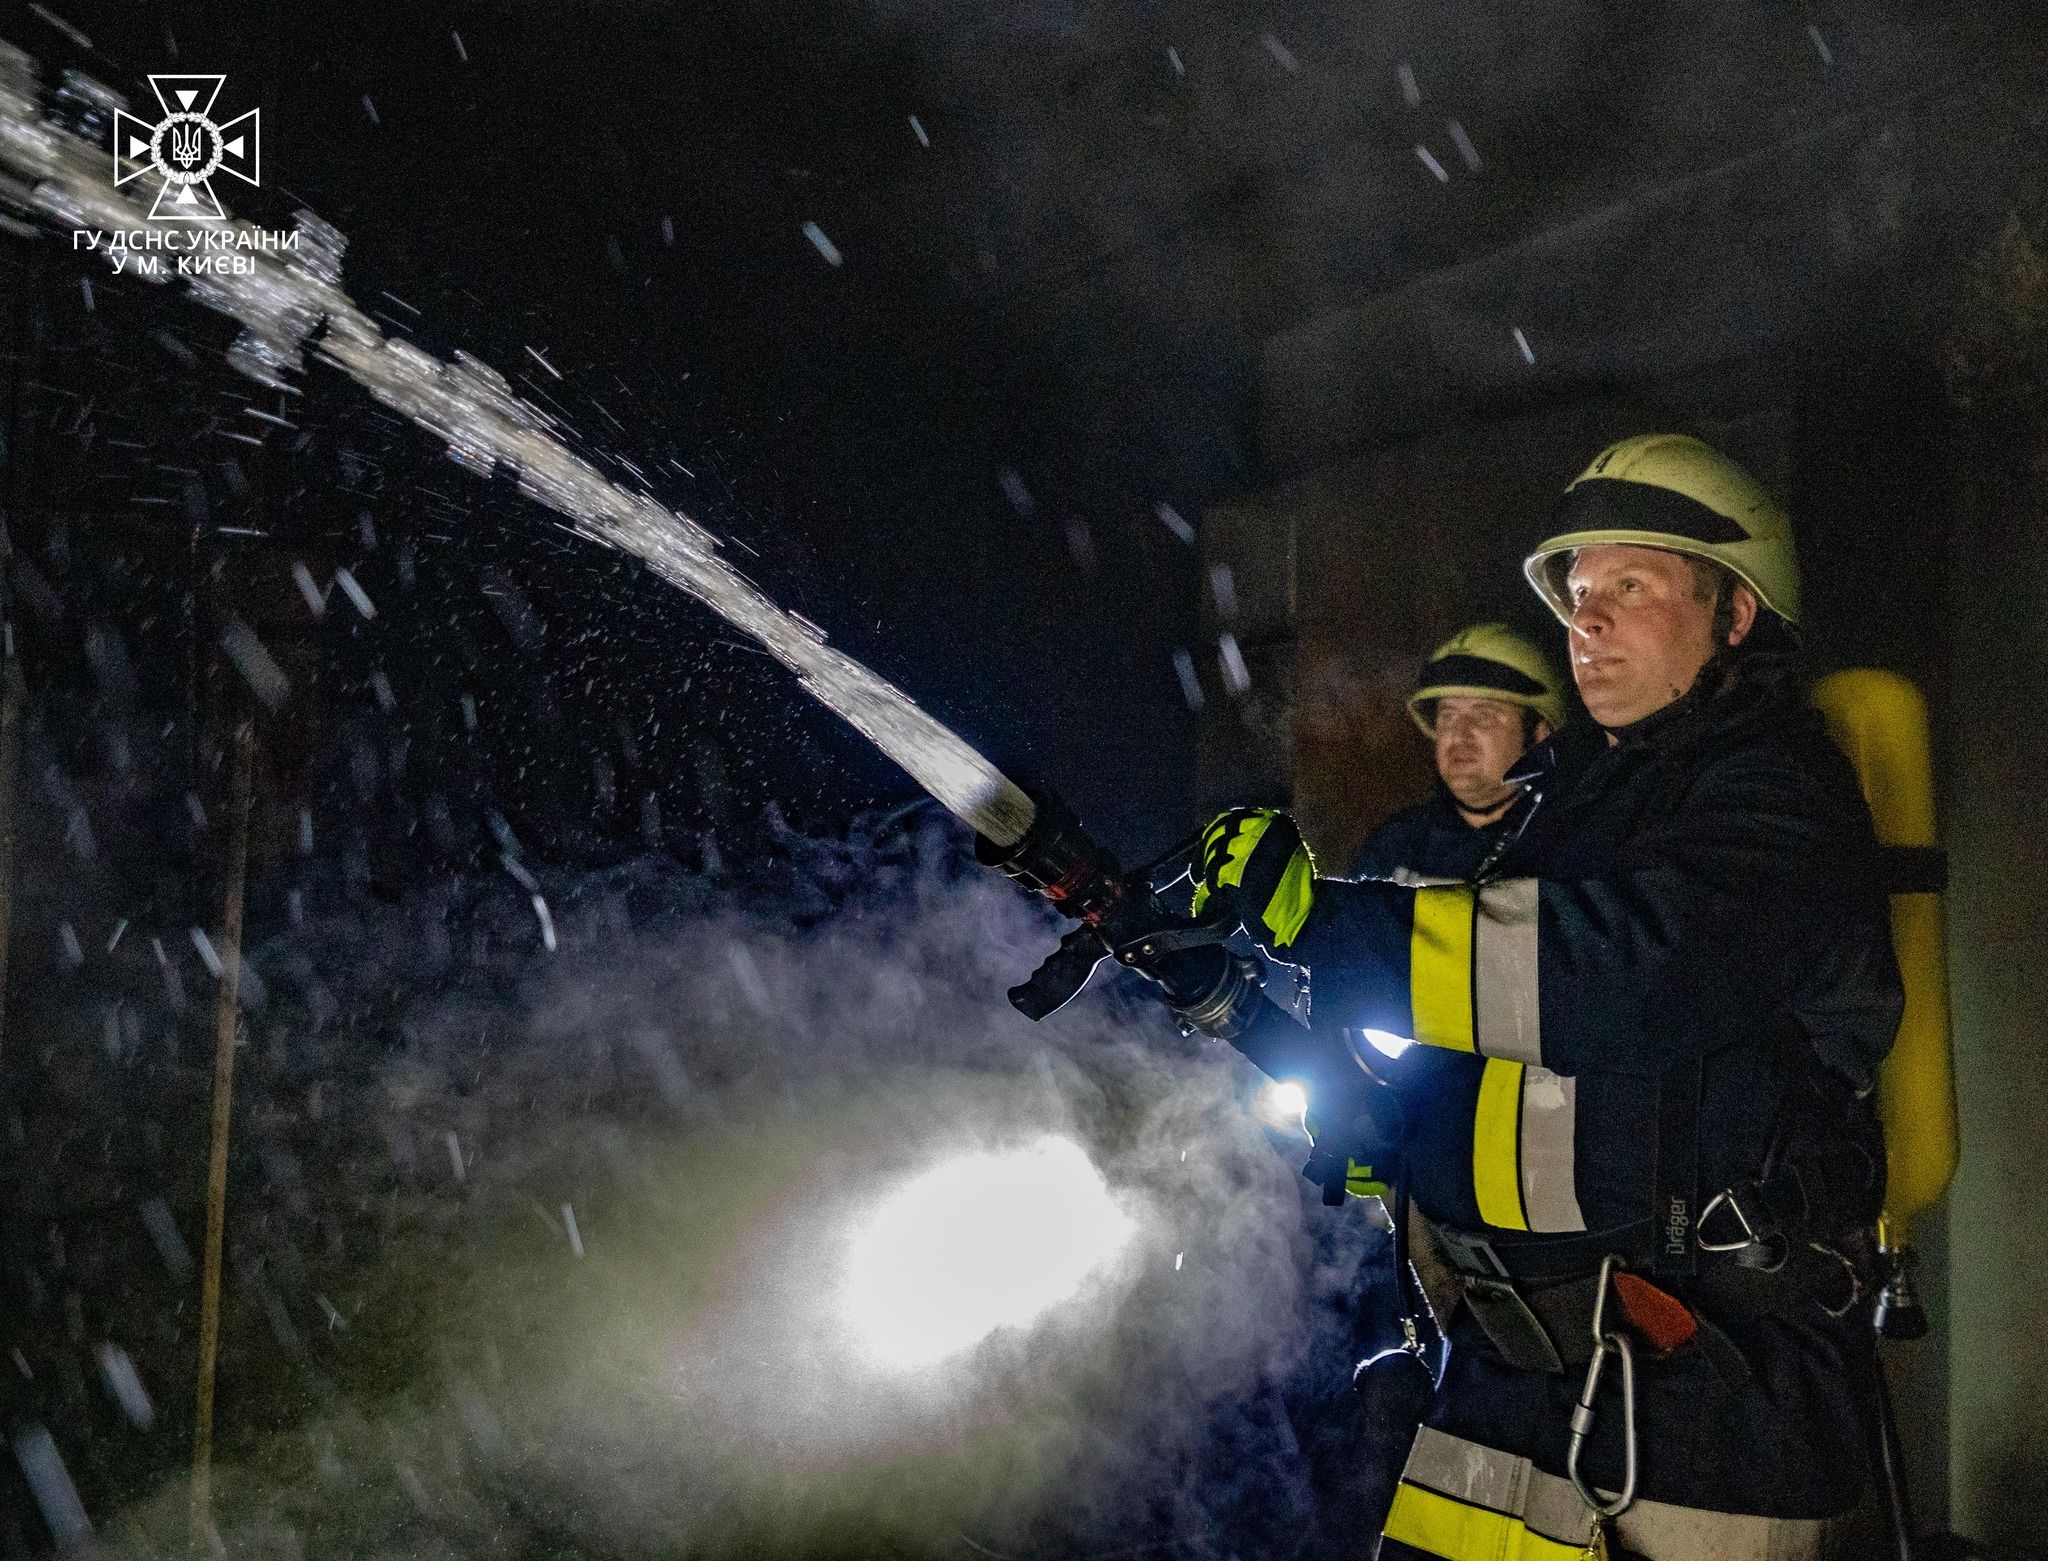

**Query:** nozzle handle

left=1008, top=928, right=1106, bottom=1020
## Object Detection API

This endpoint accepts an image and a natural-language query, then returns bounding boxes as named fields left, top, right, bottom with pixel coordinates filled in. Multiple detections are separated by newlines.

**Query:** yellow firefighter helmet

left=1524, top=434, right=1802, bottom=629
left=1408, top=623, right=1567, bottom=737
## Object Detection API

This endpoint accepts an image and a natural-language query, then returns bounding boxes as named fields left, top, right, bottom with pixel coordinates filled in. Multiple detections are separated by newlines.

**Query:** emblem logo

left=112, top=75, right=259, bottom=221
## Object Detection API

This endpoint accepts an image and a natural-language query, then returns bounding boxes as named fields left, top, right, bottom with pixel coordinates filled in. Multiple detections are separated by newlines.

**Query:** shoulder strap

left=1651, top=1057, right=1702, bottom=1279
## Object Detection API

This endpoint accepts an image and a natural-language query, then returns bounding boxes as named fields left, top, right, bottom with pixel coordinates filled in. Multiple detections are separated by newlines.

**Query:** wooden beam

left=188, top=718, right=256, bottom=1548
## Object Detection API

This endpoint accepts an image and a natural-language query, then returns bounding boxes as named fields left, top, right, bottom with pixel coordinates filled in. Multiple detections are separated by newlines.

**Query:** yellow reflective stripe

left=1410, top=885, right=1476, bottom=1051
left=1381, top=1479, right=1586, bottom=1561
left=1472, top=1059, right=1531, bottom=1232
left=1262, top=847, right=1315, bottom=948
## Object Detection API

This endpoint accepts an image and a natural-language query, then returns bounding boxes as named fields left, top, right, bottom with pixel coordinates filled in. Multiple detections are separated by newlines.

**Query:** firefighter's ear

left=1530, top=718, right=1553, bottom=745
left=1726, top=584, right=1759, bottom=647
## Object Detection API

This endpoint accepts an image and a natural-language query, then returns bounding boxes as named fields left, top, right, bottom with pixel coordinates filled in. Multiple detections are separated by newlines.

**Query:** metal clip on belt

left=1567, top=1255, right=1639, bottom=1520
left=1696, top=1183, right=1789, bottom=1271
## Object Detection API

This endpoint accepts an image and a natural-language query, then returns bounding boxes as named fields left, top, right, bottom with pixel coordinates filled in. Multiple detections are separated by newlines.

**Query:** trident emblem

left=168, top=121, right=204, bottom=170
left=112, top=75, right=260, bottom=222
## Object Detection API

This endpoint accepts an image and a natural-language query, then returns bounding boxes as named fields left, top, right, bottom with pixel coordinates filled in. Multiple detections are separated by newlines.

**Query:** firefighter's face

left=1563, top=545, right=1755, bottom=729
left=1432, top=696, right=1542, bottom=813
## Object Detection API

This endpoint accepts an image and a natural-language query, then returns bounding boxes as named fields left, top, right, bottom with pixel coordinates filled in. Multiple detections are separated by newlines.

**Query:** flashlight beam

left=841, top=1138, right=1134, bottom=1369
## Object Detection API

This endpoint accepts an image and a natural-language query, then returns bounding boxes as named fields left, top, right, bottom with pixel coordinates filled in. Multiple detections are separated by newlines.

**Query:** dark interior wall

left=1796, top=347, right=1958, bottom=1535
left=1942, top=400, right=2048, bottom=1548
left=1252, top=62, right=2033, bottom=478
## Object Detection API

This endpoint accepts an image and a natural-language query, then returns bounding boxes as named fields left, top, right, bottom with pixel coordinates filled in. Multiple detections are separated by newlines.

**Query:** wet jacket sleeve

left=1240, top=753, right=1902, bottom=1083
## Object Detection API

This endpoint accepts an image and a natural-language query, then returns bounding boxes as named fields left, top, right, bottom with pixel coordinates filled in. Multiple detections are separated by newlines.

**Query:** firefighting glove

left=1300, top=1145, right=1389, bottom=1206
left=1189, top=807, right=1317, bottom=952
left=1344, top=1161, right=1390, bottom=1200
left=1304, top=1097, right=1392, bottom=1204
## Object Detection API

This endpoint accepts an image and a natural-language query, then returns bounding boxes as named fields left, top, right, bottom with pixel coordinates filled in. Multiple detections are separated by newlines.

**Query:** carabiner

left=1588, top=1253, right=1621, bottom=1342
left=1566, top=1256, right=1638, bottom=1518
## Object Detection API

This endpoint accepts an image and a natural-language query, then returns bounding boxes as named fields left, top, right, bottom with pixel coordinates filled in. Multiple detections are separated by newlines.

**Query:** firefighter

left=1182, top=434, right=1899, bottom=1557
left=1340, top=624, right=1564, bottom=1426
left=1350, top=624, right=1567, bottom=882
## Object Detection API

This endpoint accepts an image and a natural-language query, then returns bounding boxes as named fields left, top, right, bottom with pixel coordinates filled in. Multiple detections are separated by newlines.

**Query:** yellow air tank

left=1811, top=669, right=1960, bottom=1337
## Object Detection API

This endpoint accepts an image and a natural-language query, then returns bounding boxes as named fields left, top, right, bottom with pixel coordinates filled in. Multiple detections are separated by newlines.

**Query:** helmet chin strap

left=1453, top=792, right=1519, bottom=827
left=1438, top=773, right=1522, bottom=827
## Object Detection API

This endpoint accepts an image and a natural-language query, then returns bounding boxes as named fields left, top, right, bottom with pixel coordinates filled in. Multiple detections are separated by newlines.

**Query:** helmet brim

left=1524, top=533, right=1796, bottom=629
left=1407, top=684, right=1562, bottom=738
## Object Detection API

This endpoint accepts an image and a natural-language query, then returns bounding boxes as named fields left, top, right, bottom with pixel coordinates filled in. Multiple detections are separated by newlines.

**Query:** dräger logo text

left=1664, top=1196, right=1691, bottom=1257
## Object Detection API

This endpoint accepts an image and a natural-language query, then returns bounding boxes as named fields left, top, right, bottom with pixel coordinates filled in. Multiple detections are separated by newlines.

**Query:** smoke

left=3, top=768, right=1391, bottom=1558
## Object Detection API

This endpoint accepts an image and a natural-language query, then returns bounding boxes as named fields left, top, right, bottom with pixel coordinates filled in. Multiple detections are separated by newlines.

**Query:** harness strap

left=1876, top=843, right=1947, bottom=894
left=1452, top=1267, right=1701, bottom=1373
left=1429, top=1222, right=1867, bottom=1375
left=1652, top=1057, right=1702, bottom=1279
left=1431, top=1218, right=1656, bottom=1284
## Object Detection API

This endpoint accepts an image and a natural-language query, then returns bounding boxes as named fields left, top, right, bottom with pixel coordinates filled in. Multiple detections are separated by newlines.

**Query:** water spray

left=0, top=42, right=1029, bottom=840
left=0, top=41, right=1399, bottom=1557
left=0, top=39, right=1263, bottom=1027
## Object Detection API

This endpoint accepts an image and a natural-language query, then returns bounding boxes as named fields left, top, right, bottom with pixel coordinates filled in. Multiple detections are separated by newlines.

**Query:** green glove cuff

left=1345, top=1160, right=1389, bottom=1200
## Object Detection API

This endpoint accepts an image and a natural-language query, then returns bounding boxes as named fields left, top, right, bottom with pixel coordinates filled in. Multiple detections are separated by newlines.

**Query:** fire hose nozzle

left=973, top=787, right=1129, bottom=924
left=980, top=787, right=1235, bottom=1021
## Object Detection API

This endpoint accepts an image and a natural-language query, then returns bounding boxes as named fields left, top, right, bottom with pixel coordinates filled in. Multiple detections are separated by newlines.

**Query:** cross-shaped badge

left=112, top=75, right=260, bottom=222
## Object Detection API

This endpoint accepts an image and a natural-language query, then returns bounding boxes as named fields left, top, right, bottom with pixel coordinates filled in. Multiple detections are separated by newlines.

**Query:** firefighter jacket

left=1346, top=783, right=1520, bottom=884
left=1230, top=654, right=1899, bottom=1237
left=1206, top=653, right=1902, bottom=1516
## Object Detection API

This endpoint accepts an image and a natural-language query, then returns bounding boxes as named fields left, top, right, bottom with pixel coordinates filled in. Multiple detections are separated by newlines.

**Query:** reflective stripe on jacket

left=1377, top=1426, right=1834, bottom=1560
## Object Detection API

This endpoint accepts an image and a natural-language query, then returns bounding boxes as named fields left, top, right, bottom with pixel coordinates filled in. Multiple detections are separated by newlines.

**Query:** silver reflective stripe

left=1524, top=1466, right=1600, bottom=1549
left=1611, top=1496, right=1829, bottom=1561
left=1473, top=877, right=1542, bottom=1064
left=1388, top=868, right=1464, bottom=887
left=1397, top=1426, right=1832, bottom=1561
left=1471, top=878, right=1581, bottom=1233
left=1399, top=1426, right=1593, bottom=1547
left=1519, top=1065, right=1588, bottom=1233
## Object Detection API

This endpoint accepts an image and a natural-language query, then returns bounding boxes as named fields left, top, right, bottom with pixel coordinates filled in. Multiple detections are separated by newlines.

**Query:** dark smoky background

left=5, top=764, right=1391, bottom=1557
left=3, top=0, right=2047, bottom=1555
left=0, top=0, right=1407, bottom=1535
